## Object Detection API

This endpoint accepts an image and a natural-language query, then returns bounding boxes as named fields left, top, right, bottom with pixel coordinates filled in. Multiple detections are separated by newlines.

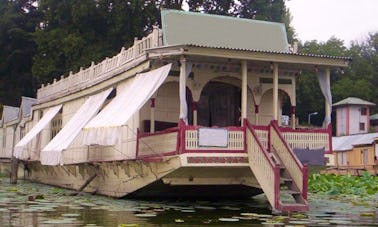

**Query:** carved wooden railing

left=252, top=124, right=331, bottom=154
left=37, top=27, right=162, bottom=103
left=253, top=125, right=269, bottom=150
left=270, top=120, right=308, bottom=200
left=182, top=125, right=245, bottom=153
left=280, top=124, right=332, bottom=153
left=245, top=119, right=280, bottom=210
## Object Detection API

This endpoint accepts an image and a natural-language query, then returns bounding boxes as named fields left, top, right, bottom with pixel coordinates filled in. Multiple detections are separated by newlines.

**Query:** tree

left=0, top=0, right=40, bottom=106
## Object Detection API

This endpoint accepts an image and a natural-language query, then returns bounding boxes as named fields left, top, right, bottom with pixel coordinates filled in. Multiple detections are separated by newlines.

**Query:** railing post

left=274, top=165, right=280, bottom=210
left=133, top=37, right=139, bottom=58
left=302, top=164, right=308, bottom=200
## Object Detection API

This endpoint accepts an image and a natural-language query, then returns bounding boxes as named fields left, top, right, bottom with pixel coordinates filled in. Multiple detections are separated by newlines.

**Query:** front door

left=198, top=82, right=241, bottom=127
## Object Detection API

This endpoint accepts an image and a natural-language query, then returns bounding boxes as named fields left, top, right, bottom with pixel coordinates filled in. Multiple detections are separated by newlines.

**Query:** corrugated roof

left=182, top=44, right=352, bottom=60
left=333, top=97, right=376, bottom=107
left=161, top=9, right=289, bottom=53
left=20, top=96, right=37, bottom=118
left=333, top=132, right=378, bottom=151
left=1, top=106, right=19, bottom=124
left=370, top=113, right=378, bottom=121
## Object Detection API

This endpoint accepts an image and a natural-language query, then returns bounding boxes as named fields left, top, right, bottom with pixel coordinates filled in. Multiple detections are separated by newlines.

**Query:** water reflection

left=0, top=178, right=377, bottom=226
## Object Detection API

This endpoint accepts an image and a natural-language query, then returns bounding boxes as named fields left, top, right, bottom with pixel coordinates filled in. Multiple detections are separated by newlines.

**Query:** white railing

left=251, top=125, right=331, bottom=153
left=37, top=27, right=162, bottom=103
left=282, top=130, right=330, bottom=152
left=184, top=128, right=244, bottom=151
left=254, top=126, right=269, bottom=150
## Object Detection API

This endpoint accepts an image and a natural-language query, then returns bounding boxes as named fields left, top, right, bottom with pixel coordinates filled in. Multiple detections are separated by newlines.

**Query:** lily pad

left=135, top=213, right=157, bottom=217
left=218, top=218, right=239, bottom=222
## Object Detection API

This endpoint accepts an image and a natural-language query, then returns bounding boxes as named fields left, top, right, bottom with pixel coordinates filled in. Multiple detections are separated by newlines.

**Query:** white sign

left=198, top=128, right=228, bottom=147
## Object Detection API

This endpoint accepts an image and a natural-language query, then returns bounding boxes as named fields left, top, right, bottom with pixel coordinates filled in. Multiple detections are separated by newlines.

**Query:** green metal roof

left=161, top=9, right=289, bottom=52
left=370, top=113, right=378, bottom=120
left=333, top=97, right=376, bottom=107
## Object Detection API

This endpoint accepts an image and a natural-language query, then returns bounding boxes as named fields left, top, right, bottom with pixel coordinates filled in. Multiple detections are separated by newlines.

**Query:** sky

left=285, top=0, right=378, bottom=46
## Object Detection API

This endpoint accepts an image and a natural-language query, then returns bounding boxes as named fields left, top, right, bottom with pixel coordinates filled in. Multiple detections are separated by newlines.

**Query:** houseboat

left=0, top=10, right=350, bottom=213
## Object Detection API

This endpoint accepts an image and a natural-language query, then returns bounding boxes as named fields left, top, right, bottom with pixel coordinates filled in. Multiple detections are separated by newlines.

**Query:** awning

left=40, top=88, right=112, bottom=165
left=83, top=64, right=172, bottom=146
left=14, top=104, right=62, bottom=159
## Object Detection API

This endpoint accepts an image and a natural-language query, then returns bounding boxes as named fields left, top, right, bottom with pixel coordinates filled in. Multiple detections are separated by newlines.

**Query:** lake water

left=0, top=178, right=377, bottom=226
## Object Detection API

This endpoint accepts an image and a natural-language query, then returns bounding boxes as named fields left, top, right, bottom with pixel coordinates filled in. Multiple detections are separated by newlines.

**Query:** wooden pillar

left=325, top=67, right=331, bottom=125
left=241, top=60, right=248, bottom=126
left=179, top=56, right=187, bottom=123
left=291, top=106, right=296, bottom=129
left=193, top=101, right=198, bottom=126
left=150, top=98, right=155, bottom=133
left=291, top=75, right=296, bottom=129
left=273, top=63, right=279, bottom=121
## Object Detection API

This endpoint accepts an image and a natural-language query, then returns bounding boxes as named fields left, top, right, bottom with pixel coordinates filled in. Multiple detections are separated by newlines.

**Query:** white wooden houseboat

left=0, top=10, right=350, bottom=212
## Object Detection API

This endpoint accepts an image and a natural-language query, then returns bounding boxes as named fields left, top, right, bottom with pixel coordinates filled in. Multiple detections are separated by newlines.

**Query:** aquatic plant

left=308, top=172, right=378, bottom=196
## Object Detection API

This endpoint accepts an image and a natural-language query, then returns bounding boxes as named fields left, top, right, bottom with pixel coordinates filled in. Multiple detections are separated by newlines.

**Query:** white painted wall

left=336, top=107, right=347, bottom=136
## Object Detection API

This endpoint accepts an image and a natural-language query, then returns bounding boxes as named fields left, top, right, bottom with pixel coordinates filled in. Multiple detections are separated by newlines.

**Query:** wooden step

left=280, top=203, right=309, bottom=212
left=280, top=189, right=301, bottom=195
left=280, top=177, right=292, bottom=184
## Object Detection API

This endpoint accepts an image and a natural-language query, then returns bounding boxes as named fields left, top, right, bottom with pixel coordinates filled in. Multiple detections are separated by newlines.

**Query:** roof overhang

left=147, top=45, right=351, bottom=69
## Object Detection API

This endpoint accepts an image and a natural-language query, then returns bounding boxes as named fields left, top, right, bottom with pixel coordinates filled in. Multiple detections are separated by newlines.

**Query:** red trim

left=274, top=165, right=280, bottom=210
left=367, top=106, right=370, bottom=132
left=346, top=106, right=350, bottom=135
left=270, top=120, right=303, bottom=169
left=179, top=119, right=186, bottom=154
left=139, top=127, right=179, bottom=138
left=251, top=124, right=269, bottom=131
left=192, top=101, right=198, bottom=111
left=290, top=106, right=296, bottom=115
left=150, top=98, right=155, bottom=108
left=254, top=105, right=259, bottom=114
left=181, top=150, right=246, bottom=154
left=336, top=109, right=338, bottom=136
left=187, top=156, right=248, bottom=164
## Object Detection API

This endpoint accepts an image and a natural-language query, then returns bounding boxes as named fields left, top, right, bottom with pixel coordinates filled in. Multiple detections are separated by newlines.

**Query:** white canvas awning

left=40, top=88, right=112, bottom=165
left=14, top=104, right=62, bottom=159
left=83, top=64, right=172, bottom=146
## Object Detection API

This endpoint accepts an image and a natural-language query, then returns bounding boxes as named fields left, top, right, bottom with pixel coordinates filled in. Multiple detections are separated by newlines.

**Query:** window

left=337, top=152, right=348, bottom=166
left=360, top=107, right=367, bottom=116
left=51, top=110, right=62, bottom=139
left=359, top=122, right=365, bottom=131
left=362, top=149, right=369, bottom=165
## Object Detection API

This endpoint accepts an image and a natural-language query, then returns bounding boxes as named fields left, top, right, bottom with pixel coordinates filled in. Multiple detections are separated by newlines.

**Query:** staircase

left=245, top=119, right=309, bottom=213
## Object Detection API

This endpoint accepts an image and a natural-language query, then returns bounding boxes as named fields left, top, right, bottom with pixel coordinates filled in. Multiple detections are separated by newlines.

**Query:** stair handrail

left=245, top=119, right=280, bottom=210
left=270, top=120, right=308, bottom=200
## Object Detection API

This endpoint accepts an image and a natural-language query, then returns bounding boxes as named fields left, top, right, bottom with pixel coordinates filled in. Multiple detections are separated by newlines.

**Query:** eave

left=147, top=45, right=351, bottom=69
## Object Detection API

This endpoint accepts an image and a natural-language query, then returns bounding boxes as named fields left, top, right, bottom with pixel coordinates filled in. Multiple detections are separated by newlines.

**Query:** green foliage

left=308, top=173, right=378, bottom=196
left=296, top=33, right=378, bottom=125
left=0, top=0, right=40, bottom=105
